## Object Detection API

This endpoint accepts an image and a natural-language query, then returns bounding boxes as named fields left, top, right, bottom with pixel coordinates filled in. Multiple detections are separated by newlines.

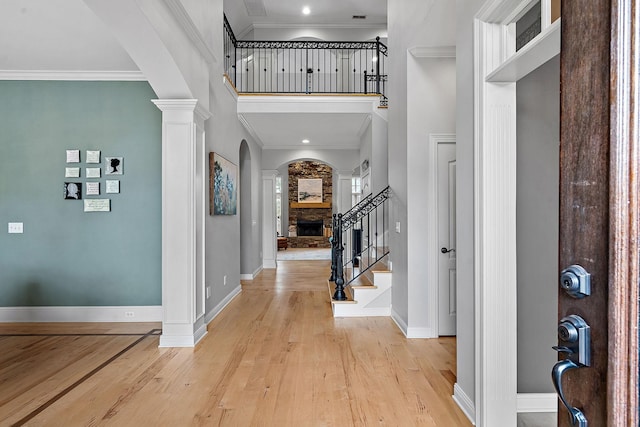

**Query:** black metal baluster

left=376, top=37, right=381, bottom=95
left=333, top=214, right=347, bottom=301
left=329, top=214, right=337, bottom=282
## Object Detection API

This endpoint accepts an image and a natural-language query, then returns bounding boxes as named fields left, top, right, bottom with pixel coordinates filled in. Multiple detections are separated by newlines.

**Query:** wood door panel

left=608, top=0, right=640, bottom=424
left=559, top=0, right=611, bottom=425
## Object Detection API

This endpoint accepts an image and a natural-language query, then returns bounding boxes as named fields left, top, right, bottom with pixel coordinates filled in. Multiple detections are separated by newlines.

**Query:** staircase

left=329, top=186, right=391, bottom=317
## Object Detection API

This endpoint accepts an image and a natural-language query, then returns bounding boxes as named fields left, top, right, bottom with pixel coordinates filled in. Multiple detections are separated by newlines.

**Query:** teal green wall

left=0, top=81, right=161, bottom=306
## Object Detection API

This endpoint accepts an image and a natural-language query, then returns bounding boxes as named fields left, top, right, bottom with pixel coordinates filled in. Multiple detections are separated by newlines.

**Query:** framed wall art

left=297, top=178, right=322, bottom=203
left=210, top=152, right=237, bottom=215
left=64, top=182, right=82, bottom=200
left=105, top=157, right=123, bottom=175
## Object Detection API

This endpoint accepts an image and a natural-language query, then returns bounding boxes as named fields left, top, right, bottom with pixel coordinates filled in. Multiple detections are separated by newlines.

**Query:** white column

left=262, top=170, right=278, bottom=269
left=337, top=172, right=354, bottom=214
left=473, top=19, right=518, bottom=426
left=153, top=99, right=211, bottom=347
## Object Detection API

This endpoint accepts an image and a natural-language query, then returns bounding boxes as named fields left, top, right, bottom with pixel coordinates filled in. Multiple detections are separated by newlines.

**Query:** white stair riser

left=332, top=273, right=392, bottom=317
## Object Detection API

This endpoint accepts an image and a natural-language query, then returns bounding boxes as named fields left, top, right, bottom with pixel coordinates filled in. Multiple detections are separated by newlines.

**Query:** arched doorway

left=239, top=140, right=258, bottom=279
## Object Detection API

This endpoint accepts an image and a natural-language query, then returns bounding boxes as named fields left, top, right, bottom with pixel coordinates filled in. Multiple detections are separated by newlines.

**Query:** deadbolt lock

left=560, top=265, right=591, bottom=298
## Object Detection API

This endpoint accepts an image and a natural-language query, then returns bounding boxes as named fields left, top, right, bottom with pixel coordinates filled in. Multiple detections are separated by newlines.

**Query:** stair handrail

left=330, top=186, right=390, bottom=298
left=341, top=186, right=390, bottom=232
left=340, top=192, right=373, bottom=222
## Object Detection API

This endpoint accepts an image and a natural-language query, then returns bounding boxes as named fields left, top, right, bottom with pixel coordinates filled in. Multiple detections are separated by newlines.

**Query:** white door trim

left=473, top=1, right=561, bottom=425
left=427, top=134, right=456, bottom=338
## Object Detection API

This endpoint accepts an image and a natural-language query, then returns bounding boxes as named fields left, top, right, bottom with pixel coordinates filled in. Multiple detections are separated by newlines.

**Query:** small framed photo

left=105, top=157, right=123, bottom=175
left=86, top=182, right=100, bottom=196
left=86, top=167, right=101, bottom=178
left=64, top=182, right=82, bottom=200
left=65, top=167, right=81, bottom=178
left=86, top=150, right=101, bottom=164
left=84, top=199, right=111, bottom=212
left=66, top=149, right=80, bottom=163
left=105, top=180, right=120, bottom=194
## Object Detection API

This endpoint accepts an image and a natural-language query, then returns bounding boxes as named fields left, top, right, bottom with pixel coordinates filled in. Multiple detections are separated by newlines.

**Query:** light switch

left=395, top=221, right=401, bottom=233
left=8, top=222, right=23, bottom=234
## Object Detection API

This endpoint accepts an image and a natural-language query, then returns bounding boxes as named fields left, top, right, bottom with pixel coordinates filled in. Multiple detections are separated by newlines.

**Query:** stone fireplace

left=287, top=160, right=333, bottom=248
left=297, top=219, right=324, bottom=236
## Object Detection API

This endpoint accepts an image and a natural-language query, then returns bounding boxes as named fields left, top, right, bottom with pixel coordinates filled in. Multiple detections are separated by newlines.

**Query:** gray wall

left=516, top=55, right=560, bottom=393
left=205, top=97, right=259, bottom=304
left=277, top=163, right=289, bottom=236
left=406, top=55, right=456, bottom=333
left=239, top=140, right=255, bottom=275
left=387, top=0, right=456, bottom=332
left=0, top=81, right=161, bottom=306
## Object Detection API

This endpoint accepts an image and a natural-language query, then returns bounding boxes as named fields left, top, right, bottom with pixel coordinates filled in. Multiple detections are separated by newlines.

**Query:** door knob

left=440, top=247, right=455, bottom=254
left=551, top=359, right=588, bottom=426
left=551, top=314, right=590, bottom=426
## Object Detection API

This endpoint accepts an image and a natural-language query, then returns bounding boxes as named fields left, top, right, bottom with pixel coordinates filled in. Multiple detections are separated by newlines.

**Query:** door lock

left=554, top=314, right=591, bottom=366
left=560, top=264, right=591, bottom=298
left=552, top=315, right=590, bottom=426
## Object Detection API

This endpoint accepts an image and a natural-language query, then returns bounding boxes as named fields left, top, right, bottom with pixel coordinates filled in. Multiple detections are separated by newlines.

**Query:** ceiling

left=0, top=0, right=388, bottom=150
left=225, top=0, right=387, bottom=35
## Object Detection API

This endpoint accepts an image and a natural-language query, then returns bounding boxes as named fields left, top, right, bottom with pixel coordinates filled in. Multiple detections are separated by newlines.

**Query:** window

left=352, top=176, right=361, bottom=207
left=516, top=1, right=541, bottom=51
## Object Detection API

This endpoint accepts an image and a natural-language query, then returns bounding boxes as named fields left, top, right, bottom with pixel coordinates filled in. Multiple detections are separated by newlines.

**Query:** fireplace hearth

left=297, top=219, right=324, bottom=236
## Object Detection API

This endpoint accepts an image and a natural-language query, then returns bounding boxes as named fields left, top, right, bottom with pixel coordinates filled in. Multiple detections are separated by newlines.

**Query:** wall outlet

left=8, top=222, right=23, bottom=234
left=223, top=275, right=227, bottom=286
left=125, top=311, right=135, bottom=318
left=206, top=286, right=211, bottom=298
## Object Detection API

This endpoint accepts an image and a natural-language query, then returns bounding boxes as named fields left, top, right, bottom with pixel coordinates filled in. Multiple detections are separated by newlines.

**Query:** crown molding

left=262, top=144, right=357, bottom=150
left=252, top=22, right=387, bottom=30
left=162, top=0, right=217, bottom=64
left=0, top=70, right=146, bottom=81
left=238, top=114, right=265, bottom=147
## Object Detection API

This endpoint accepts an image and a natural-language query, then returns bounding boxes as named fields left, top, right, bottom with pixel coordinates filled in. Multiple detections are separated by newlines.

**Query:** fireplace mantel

left=290, top=202, right=331, bottom=209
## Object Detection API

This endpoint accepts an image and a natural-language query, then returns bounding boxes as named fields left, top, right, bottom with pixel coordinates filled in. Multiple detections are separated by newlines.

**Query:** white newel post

left=153, top=99, right=211, bottom=347
left=338, top=172, right=354, bottom=214
left=262, top=170, right=278, bottom=269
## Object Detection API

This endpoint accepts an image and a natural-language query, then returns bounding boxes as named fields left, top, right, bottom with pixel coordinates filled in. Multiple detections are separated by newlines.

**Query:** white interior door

left=438, top=142, right=456, bottom=336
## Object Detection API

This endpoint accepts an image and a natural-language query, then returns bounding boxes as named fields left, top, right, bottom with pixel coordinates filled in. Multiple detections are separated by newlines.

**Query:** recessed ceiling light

left=302, top=6, right=311, bottom=15
left=302, top=139, right=310, bottom=144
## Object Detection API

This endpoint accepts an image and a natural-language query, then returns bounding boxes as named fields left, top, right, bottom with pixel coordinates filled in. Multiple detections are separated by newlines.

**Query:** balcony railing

left=224, top=15, right=388, bottom=105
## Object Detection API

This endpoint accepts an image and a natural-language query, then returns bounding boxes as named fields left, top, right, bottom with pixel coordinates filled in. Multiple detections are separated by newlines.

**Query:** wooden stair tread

left=348, top=274, right=376, bottom=288
left=327, top=280, right=356, bottom=304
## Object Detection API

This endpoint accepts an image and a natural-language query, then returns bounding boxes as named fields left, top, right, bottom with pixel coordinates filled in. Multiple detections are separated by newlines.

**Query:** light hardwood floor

left=0, top=260, right=472, bottom=426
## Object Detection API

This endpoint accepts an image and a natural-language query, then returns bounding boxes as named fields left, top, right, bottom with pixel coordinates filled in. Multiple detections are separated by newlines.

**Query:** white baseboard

left=263, top=259, right=277, bottom=269
left=240, top=265, right=263, bottom=281
left=406, top=326, right=437, bottom=339
left=517, top=393, right=557, bottom=413
left=453, top=383, right=476, bottom=425
left=0, top=306, right=162, bottom=322
left=205, top=285, right=242, bottom=325
left=390, top=308, right=408, bottom=336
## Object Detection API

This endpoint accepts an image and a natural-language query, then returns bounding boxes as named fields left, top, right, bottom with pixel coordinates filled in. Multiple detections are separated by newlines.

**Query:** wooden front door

left=558, top=0, right=638, bottom=425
